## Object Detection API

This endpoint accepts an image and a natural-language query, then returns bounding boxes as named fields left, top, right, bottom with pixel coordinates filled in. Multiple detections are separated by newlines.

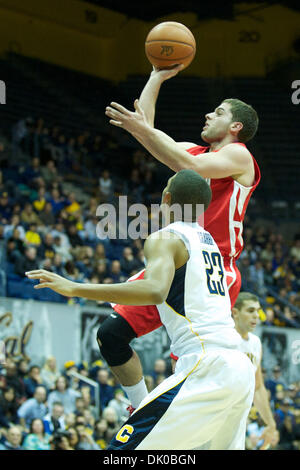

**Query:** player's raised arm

left=138, top=65, right=184, bottom=127
left=25, top=233, right=186, bottom=306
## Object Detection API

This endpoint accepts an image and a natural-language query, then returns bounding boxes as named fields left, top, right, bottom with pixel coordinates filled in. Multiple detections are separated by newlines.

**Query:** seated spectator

left=40, top=160, right=58, bottom=187
left=39, top=202, right=56, bottom=227
left=75, top=422, right=100, bottom=450
left=99, top=170, right=113, bottom=202
left=6, top=236, right=23, bottom=264
left=0, top=425, right=23, bottom=450
left=21, top=203, right=41, bottom=227
left=109, top=260, right=126, bottom=283
left=17, top=386, right=47, bottom=429
left=266, top=366, right=288, bottom=401
left=22, top=418, right=51, bottom=450
left=24, top=223, right=41, bottom=247
left=66, top=224, right=83, bottom=249
left=17, top=359, right=30, bottom=380
left=39, top=233, right=55, bottom=261
left=278, top=415, right=299, bottom=450
left=102, top=407, right=120, bottom=442
left=43, top=402, right=65, bottom=435
left=0, top=191, right=12, bottom=224
left=0, top=387, right=20, bottom=429
left=65, top=192, right=81, bottom=215
left=33, top=187, right=47, bottom=213
left=66, top=426, right=80, bottom=450
left=47, top=376, right=80, bottom=415
left=14, top=246, right=39, bottom=277
left=120, top=247, right=141, bottom=276
left=53, top=236, right=71, bottom=263
left=24, top=365, right=45, bottom=398
left=3, top=214, right=25, bottom=240
left=93, top=419, right=109, bottom=450
left=51, top=429, right=74, bottom=450
left=49, top=188, right=67, bottom=216
left=0, top=359, right=26, bottom=403
left=107, top=389, right=129, bottom=424
left=22, top=157, right=42, bottom=189
left=62, top=260, right=84, bottom=282
left=40, top=356, right=60, bottom=391
left=96, top=369, right=115, bottom=412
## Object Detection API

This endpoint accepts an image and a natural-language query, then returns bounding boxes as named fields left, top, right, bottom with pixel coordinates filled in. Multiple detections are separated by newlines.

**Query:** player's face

left=236, top=300, right=260, bottom=332
left=160, top=176, right=175, bottom=217
left=201, top=102, right=234, bottom=143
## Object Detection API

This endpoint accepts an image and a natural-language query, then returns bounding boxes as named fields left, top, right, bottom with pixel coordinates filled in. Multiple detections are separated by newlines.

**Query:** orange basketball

left=145, top=22, right=196, bottom=70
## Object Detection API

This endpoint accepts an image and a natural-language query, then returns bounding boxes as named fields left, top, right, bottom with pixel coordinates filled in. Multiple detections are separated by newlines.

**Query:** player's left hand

left=259, top=426, right=280, bottom=450
left=25, top=269, right=75, bottom=297
left=105, top=100, right=148, bottom=136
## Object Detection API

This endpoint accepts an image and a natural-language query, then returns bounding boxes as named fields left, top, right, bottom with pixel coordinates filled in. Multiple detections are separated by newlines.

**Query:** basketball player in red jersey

left=103, top=65, right=260, bottom=410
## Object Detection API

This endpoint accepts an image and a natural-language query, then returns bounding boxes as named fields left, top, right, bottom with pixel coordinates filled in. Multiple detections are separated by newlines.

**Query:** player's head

left=232, top=292, right=260, bottom=334
left=201, top=99, right=259, bottom=144
left=161, top=169, right=212, bottom=222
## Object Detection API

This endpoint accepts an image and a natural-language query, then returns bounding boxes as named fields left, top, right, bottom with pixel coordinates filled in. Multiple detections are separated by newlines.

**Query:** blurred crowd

left=0, top=355, right=170, bottom=451
left=0, top=354, right=299, bottom=450
left=0, top=116, right=299, bottom=325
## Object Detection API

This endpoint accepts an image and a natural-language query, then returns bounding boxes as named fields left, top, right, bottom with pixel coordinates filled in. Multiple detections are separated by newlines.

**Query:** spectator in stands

left=65, top=192, right=81, bottom=216
left=265, top=366, right=288, bottom=401
left=22, top=418, right=51, bottom=450
left=52, top=253, right=64, bottom=276
left=107, top=389, right=129, bottom=423
left=66, top=224, right=83, bottom=249
left=109, top=260, right=126, bottom=283
left=248, top=260, right=266, bottom=297
left=17, top=386, right=47, bottom=428
left=47, top=376, right=80, bottom=415
left=49, top=189, right=66, bottom=216
left=150, top=359, right=167, bottom=386
left=39, top=233, right=55, bottom=261
left=21, top=203, right=41, bottom=227
left=40, top=160, right=58, bottom=187
left=263, top=307, right=275, bottom=326
left=99, top=170, right=113, bottom=202
left=39, top=202, right=56, bottom=227
left=102, top=407, right=120, bottom=442
left=0, top=192, right=12, bottom=224
left=24, top=223, right=42, bottom=247
left=0, top=386, right=19, bottom=428
left=51, top=429, right=74, bottom=450
left=93, top=419, right=109, bottom=450
left=15, top=246, right=39, bottom=277
left=278, top=414, right=299, bottom=450
left=33, top=187, right=47, bottom=213
left=75, top=422, right=100, bottom=450
left=0, top=359, right=26, bottom=402
left=40, top=357, right=60, bottom=391
left=43, top=402, right=65, bottom=435
left=96, top=369, right=115, bottom=412
left=24, top=365, right=44, bottom=398
left=66, top=426, right=80, bottom=450
left=0, top=425, right=23, bottom=450
left=6, top=236, right=23, bottom=264
left=3, top=214, right=25, bottom=241
left=62, top=260, right=84, bottom=282
left=17, top=359, right=30, bottom=380
left=119, top=247, right=141, bottom=276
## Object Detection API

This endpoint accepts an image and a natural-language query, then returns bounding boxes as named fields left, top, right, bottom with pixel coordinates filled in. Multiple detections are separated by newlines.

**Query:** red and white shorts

left=113, top=257, right=241, bottom=339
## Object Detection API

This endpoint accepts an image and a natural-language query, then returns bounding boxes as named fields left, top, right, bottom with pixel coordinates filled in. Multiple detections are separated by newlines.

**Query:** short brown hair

left=235, top=291, right=259, bottom=310
left=223, top=98, right=259, bottom=143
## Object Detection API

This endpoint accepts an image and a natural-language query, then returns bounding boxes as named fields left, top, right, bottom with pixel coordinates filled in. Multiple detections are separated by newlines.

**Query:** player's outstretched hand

left=105, top=99, right=148, bottom=136
left=25, top=269, right=74, bottom=297
left=150, top=64, right=184, bottom=81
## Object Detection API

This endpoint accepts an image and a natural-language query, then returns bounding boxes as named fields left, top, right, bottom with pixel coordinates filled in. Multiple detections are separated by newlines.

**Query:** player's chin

left=200, top=130, right=210, bottom=143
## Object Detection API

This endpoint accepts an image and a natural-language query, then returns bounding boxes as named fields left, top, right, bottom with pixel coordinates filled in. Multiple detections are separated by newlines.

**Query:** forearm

left=70, top=279, right=163, bottom=305
left=134, top=126, right=195, bottom=173
left=254, top=386, right=276, bottom=428
left=138, top=73, right=164, bottom=127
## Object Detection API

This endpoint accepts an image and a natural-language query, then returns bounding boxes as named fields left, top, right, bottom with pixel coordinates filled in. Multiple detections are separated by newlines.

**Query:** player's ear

left=231, top=121, right=243, bottom=136
left=162, top=191, right=172, bottom=205
left=231, top=307, right=238, bottom=319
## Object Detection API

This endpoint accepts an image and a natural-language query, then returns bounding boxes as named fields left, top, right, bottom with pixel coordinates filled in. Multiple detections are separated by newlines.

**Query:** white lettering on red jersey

left=187, top=143, right=260, bottom=259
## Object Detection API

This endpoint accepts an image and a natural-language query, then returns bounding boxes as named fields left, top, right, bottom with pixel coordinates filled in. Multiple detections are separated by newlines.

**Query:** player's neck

left=209, top=136, right=239, bottom=152
left=235, top=325, right=249, bottom=340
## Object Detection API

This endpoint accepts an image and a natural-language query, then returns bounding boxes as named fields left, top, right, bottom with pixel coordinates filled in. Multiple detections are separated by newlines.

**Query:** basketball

left=145, top=22, right=196, bottom=70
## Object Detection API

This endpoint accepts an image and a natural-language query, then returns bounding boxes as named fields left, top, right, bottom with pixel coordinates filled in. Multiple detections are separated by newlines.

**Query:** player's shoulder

left=248, top=332, right=262, bottom=347
left=177, top=142, right=198, bottom=150
left=221, top=143, right=252, bottom=159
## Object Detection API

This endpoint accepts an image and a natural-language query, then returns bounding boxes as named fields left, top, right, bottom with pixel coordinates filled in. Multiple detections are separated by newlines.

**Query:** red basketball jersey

left=187, top=143, right=261, bottom=259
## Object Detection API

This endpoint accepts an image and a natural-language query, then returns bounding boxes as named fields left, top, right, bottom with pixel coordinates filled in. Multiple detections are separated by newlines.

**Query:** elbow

left=151, top=287, right=168, bottom=305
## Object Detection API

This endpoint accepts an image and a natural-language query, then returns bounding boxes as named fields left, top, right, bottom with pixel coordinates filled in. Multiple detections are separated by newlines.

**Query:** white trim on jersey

left=225, top=257, right=237, bottom=291
left=229, top=181, right=254, bottom=258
